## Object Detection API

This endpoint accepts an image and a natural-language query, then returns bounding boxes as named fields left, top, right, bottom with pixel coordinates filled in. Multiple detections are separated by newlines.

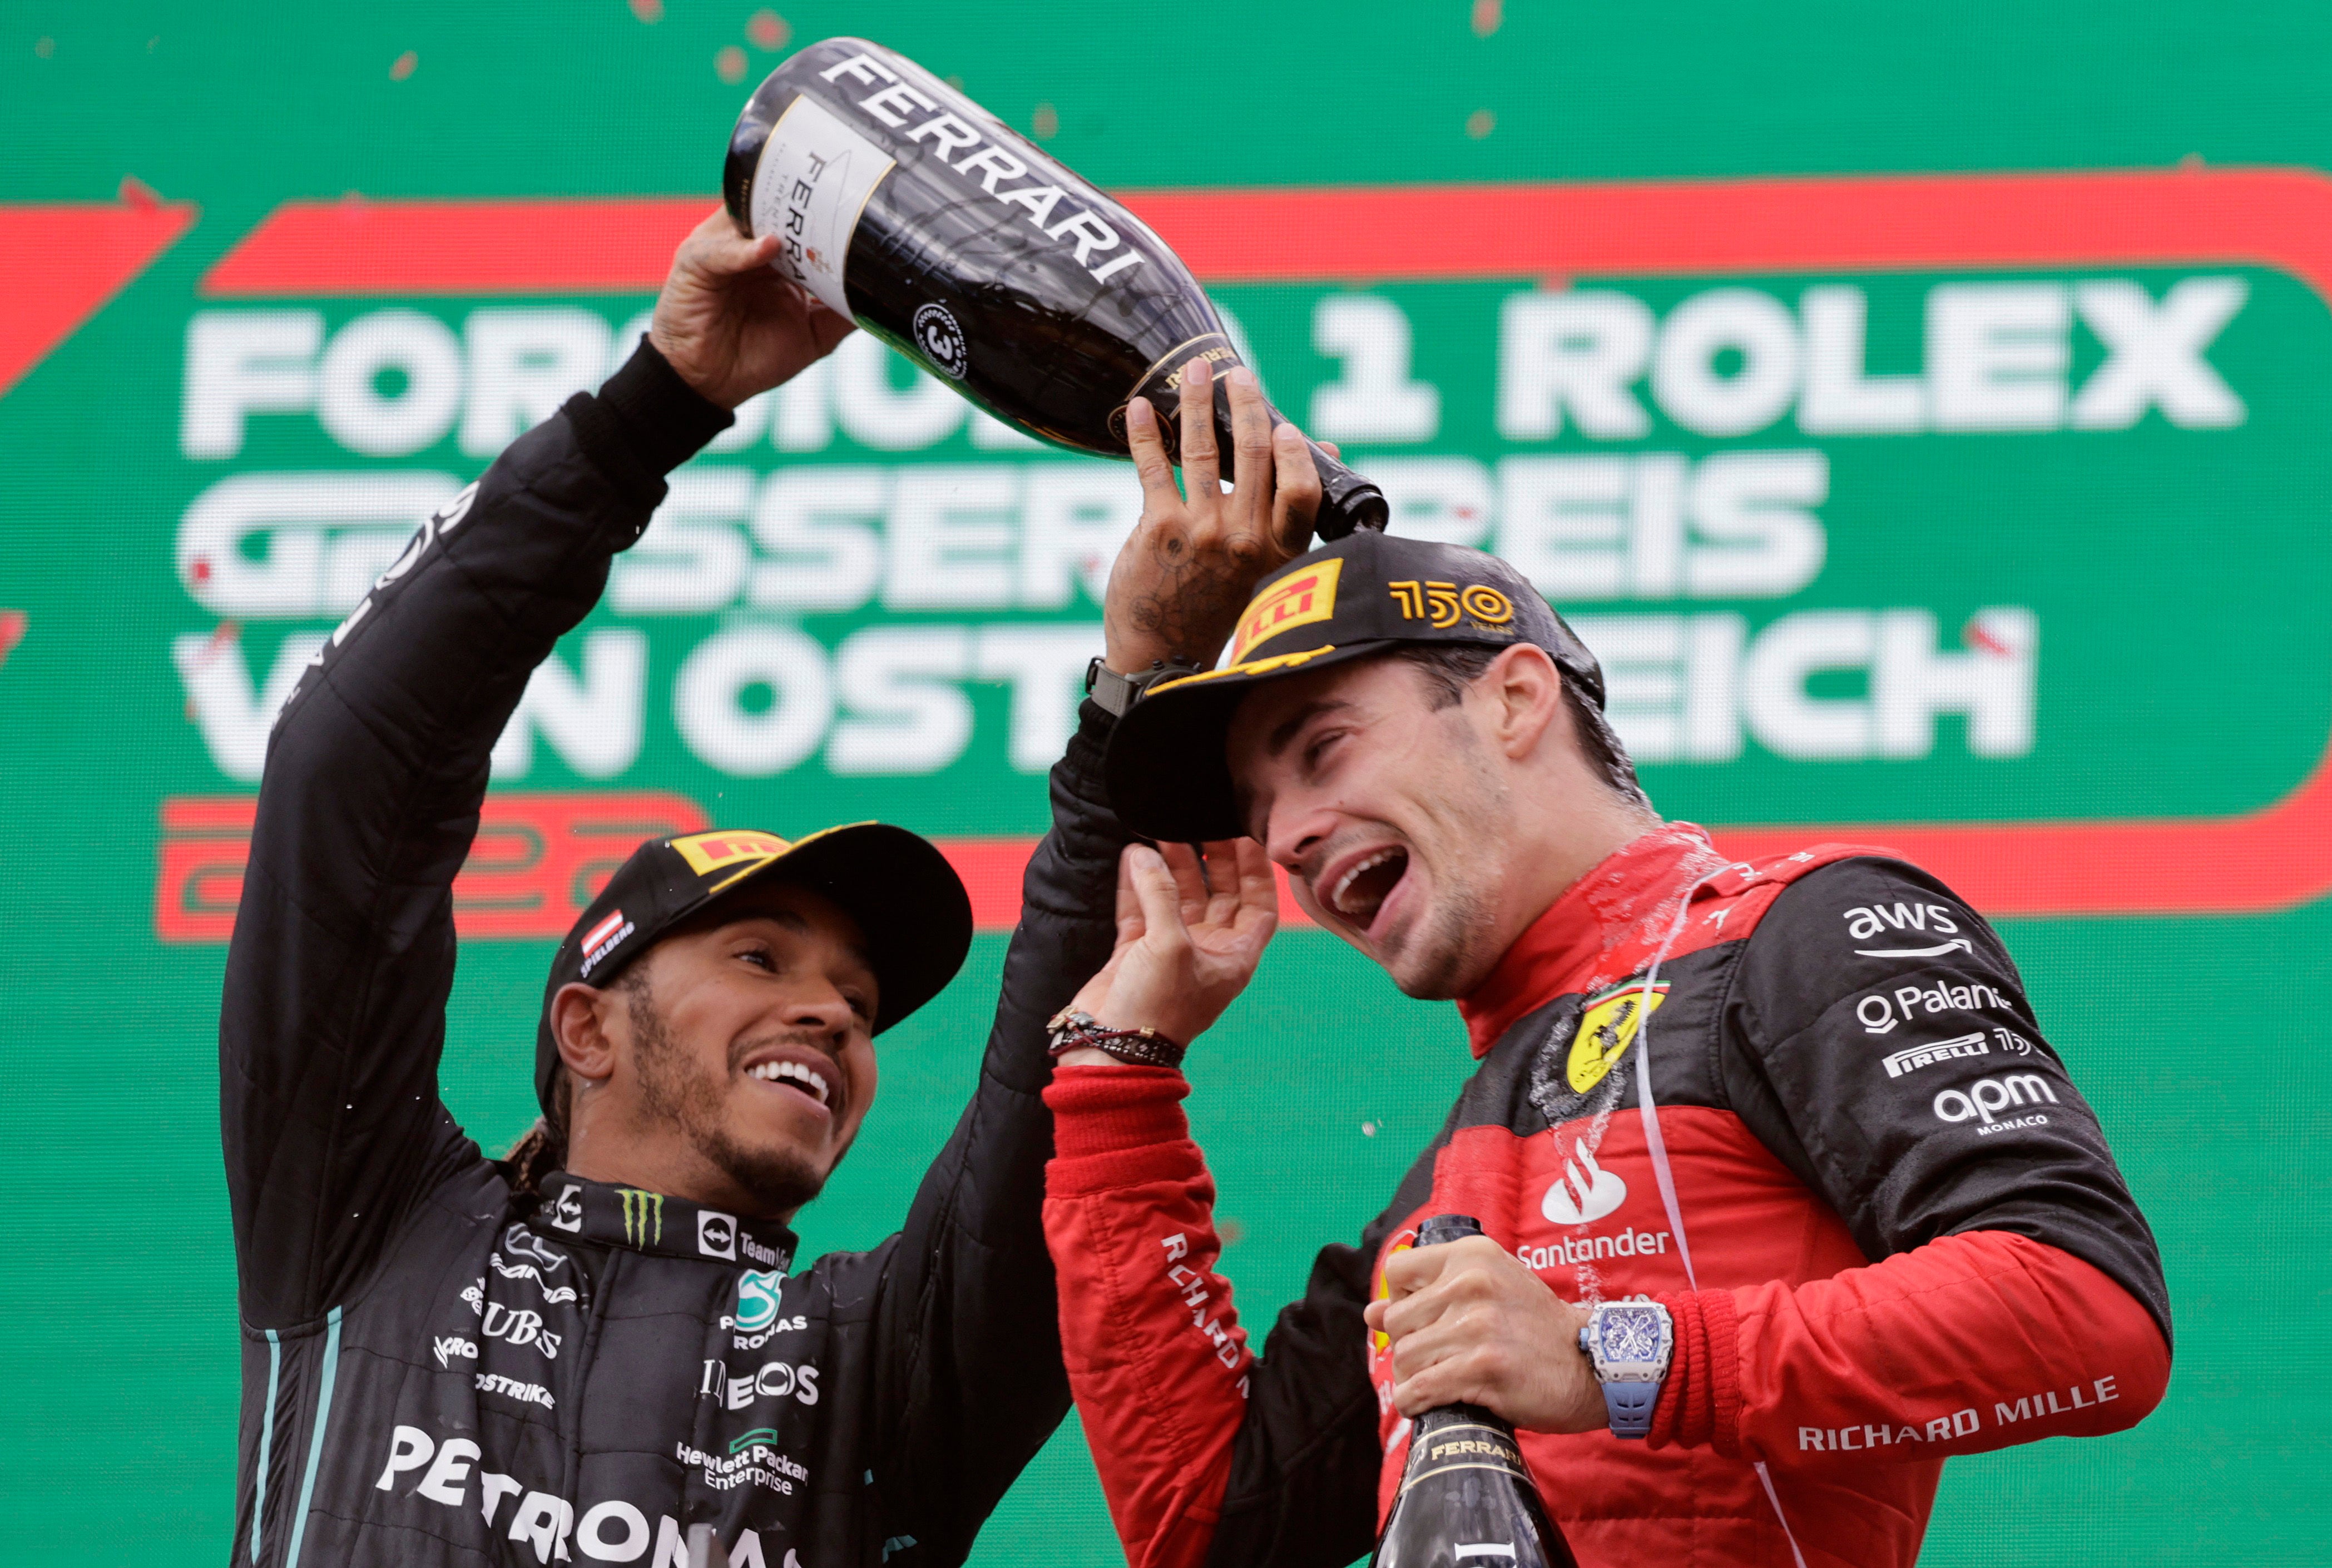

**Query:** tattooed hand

left=1101, top=359, right=1333, bottom=674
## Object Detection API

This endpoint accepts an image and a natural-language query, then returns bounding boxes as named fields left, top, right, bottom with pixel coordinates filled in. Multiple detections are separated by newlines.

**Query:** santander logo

left=1541, top=1138, right=1627, bottom=1225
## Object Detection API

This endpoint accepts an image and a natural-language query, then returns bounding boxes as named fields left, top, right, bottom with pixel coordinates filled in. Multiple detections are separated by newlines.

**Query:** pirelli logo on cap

left=1230, top=559, right=1343, bottom=663
left=670, top=830, right=794, bottom=890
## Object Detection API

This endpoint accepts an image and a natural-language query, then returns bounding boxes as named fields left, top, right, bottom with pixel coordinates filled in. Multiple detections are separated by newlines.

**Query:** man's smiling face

left=606, top=881, right=880, bottom=1216
left=1226, top=652, right=1514, bottom=1000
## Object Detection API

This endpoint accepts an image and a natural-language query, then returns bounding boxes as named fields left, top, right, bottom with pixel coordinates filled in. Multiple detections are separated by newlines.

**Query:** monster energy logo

left=618, top=1189, right=664, bottom=1245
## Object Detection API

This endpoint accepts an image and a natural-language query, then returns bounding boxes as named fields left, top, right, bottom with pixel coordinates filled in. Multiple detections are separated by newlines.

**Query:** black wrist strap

left=1085, top=656, right=1206, bottom=718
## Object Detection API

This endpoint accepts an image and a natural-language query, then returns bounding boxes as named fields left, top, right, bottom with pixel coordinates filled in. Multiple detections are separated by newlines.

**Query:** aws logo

left=1566, top=982, right=1668, bottom=1094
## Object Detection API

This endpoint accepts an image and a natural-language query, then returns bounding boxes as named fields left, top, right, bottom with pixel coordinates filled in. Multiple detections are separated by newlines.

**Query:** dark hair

left=1394, top=643, right=1651, bottom=811
left=499, top=964, right=650, bottom=1199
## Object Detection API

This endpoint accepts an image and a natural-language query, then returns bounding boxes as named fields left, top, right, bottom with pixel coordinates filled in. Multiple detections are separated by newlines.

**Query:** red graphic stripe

left=0, top=201, right=197, bottom=396
left=1130, top=167, right=2332, bottom=291
left=201, top=196, right=706, bottom=297
left=147, top=788, right=2332, bottom=932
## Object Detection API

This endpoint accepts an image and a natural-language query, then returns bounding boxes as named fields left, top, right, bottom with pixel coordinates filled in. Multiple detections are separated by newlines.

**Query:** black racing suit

left=221, top=344, right=1128, bottom=1567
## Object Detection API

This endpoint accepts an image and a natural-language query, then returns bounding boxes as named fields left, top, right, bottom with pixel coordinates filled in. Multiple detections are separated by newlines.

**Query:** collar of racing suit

left=531, top=1170, right=798, bottom=1271
left=1457, top=820, right=1730, bottom=1059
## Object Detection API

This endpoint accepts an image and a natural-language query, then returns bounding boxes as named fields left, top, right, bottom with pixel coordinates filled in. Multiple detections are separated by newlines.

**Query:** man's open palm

left=1070, top=840, right=1279, bottom=1049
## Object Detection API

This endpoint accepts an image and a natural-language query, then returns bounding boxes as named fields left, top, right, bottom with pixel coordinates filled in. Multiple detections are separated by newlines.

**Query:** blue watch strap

left=1603, top=1378, right=1660, bottom=1439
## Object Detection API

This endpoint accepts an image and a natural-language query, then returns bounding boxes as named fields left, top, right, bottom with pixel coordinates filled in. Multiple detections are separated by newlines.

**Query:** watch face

left=1603, top=1307, right=1663, bottom=1363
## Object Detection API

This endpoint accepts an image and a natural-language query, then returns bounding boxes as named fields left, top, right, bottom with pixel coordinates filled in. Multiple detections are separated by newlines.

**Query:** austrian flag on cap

left=579, top=910, right=633, bottom=977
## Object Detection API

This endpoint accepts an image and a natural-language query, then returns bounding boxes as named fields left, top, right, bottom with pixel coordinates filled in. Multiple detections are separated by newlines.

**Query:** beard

left=626, top=979, right=828, bottom=1213
left=1384, top=733, right=1508, bottom=1001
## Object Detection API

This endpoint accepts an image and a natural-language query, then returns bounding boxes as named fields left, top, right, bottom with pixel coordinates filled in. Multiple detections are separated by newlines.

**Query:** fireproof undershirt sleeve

left=1044, top=1066, right=1395, bottom=1568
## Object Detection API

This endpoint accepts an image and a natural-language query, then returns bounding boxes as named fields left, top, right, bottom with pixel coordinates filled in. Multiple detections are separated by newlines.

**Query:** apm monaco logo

left=578, top=908, right=633, bottom=978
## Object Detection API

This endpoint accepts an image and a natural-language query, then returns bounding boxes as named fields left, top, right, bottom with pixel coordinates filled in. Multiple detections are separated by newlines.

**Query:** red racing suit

left=1041, top=824, right=2171, bottom=1568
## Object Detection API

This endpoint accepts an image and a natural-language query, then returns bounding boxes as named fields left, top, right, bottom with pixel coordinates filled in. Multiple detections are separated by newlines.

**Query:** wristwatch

left=1577, top=1300, right=1674, bottom=1440
left=1085, top=656, right=1204, bottom=718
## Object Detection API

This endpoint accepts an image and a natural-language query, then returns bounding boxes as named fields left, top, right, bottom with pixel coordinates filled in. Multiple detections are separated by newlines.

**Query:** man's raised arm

left=1036, top=364, right=1386, bottom=1568
left=220, top=215, right=849, bottom=1329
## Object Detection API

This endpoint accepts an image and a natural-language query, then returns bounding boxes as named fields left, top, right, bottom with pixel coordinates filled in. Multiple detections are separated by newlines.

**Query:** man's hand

left=1056, top=839, right=1278, bottom=1061
left=1363, top=1235, right=1607, bottom=1434
left=1101, top=360, right=1333, bottom=674
left=649, top=209, right=855, bottom=410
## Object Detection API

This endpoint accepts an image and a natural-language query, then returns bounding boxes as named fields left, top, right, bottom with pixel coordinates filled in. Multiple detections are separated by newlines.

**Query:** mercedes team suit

left=221, top=344, right=1130, bottom=1567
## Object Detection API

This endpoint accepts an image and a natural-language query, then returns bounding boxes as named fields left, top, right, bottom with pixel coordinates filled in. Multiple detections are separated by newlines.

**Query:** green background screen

left=4, top=2, right=2326, bottom=1561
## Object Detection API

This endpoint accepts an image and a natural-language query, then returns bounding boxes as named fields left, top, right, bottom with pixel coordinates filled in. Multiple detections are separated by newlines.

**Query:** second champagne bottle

left=1370, top=1214, right=1580, bottom=1568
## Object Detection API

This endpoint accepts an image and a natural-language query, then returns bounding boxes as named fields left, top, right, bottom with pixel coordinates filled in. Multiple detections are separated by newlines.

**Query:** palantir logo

left=1541, top=1138, right=1627, bottom=1225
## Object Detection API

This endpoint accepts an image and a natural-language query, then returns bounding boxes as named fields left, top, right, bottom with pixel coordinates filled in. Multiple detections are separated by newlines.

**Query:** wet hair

left=499, top=964, right=651, bottom=1199
left=1393, top=643, right=1652, bottom=812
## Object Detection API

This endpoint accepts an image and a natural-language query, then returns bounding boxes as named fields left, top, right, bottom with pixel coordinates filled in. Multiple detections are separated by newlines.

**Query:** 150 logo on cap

left=1388, top=579, right=1516, bottom=632
left=1230, top=559, right=1343, bottom=663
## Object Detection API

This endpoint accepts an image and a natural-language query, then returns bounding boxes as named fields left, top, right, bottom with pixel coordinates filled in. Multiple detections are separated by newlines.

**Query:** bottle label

left=1398, top=1420, right=1531, bottom=1493
left=1106, top=332, right=1244, bottom=454
left=748, top=93, right=895, bottom=320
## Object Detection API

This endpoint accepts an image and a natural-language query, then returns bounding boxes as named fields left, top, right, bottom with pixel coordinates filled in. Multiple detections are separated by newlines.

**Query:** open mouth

left=1324, top=846, right=1410, bottom=934
left=745, top=1057, right=833, bottom=1110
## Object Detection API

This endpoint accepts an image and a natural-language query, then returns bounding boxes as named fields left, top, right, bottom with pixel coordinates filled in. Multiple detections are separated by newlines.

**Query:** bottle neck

left=1410, top=1401, right=1517, bottom=1439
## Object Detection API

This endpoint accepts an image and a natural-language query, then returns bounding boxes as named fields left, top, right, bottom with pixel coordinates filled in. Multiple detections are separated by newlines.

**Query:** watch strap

left=1085, top=658, right=1140, bottom=717
left=1580, top=1302, right=1672, bottom=1442
left=1085, top=656, right=1206, bottom=718
left=1602, top=1379, right=1660, bottom=1439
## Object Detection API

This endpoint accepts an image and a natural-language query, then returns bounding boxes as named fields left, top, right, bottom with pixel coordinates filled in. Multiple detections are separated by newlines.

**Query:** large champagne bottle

left=723, top=38, right=1388, bottom=539
left=1372, top=1215, right=1580, bottom=1568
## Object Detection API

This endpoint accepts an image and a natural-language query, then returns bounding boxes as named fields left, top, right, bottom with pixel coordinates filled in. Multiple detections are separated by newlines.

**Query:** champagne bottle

left=1371, top=1215, right=1580, bottom=1568
left=722, top=37, right=1388, bottom=539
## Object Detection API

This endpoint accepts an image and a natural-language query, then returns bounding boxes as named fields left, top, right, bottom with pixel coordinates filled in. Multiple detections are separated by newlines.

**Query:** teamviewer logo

left=698, top=1209, right=737, bottom=1261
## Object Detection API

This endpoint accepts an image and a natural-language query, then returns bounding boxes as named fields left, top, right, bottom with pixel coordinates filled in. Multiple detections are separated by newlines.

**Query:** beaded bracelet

left=1046, top=1008, right=1187, bottom=1070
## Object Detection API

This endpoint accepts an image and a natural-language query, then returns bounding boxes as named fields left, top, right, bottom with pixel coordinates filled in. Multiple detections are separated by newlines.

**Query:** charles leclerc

left=1040, top=528, right=2171, bottom=1568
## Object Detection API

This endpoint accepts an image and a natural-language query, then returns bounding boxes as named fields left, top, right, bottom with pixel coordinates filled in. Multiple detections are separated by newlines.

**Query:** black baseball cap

left=1103, top=530, right=1606, bottom=843
left=533, top=823, right=973, bottom=1117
